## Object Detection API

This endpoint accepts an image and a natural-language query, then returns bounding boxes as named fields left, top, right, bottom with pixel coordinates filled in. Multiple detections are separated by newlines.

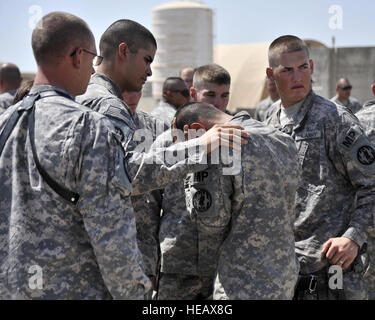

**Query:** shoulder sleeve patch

left=357, top=145, right=375, bottom=166
left=338, top=125, right=375, bottom=173
left=339, top=125, right=362, bottom=150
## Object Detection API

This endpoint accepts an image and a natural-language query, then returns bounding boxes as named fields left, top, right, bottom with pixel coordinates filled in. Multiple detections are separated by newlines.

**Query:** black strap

left=0, top=91, right=80, bottom=205
left=0, top=94, right=37, bottom=156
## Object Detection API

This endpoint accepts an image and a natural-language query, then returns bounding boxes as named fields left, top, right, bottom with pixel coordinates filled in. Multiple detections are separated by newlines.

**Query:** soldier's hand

left=321, top=237, right=359, bottom=270
left=188, top=124, right=249, bottom=154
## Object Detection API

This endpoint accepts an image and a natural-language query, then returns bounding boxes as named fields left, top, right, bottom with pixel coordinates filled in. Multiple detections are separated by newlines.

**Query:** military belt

left=295, top=266, right=329, bottom=294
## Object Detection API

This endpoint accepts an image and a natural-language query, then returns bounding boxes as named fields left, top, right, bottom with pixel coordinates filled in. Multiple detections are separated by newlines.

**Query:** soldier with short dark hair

left=0, top=63, right=22, bottom=114
left=331, top=78, right=362, bottom=114
left=151, top=77, right=190, bottom=126
left=77, top=19, right=245, bottom=195
left=173, top=102, right=300, bottom=300
left=266, top=35, right=375, bottom=300
left=0, top=11, right=151, bottom=299
left=356, top=83, right=375, bottom=300
left=76, top=20, right=249, bottom=300
left=155, top=64, right=239, bottom=300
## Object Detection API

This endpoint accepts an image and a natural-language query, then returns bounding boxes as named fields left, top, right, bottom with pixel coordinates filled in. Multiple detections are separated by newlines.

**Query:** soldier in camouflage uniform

left=0, top=12, right=151, bottom=299
left=254, top=78, right=280, bottom=122
left=266, top=35, right=375, bottom=300
left=76, top=21, right=250, bottom=301
left=356, top=86, right=375, bottom=300
left=0, top=63, right=22, bottom=115
left=155, top=64, right=234, bottom=300
left=330, top=78, right=362, bottom=115
left=152, top=128, right=215, bottom=300
left=123, top=89, right=168, bottom=294
left=173, top=102, right=300, bottom=300
left=151, top=77, right=190, bottom=127
left=76, top=20, right=246, bottom=196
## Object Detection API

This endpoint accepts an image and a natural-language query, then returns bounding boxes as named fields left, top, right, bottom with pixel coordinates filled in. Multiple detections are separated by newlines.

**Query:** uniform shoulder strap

left=0, top=93, right=39, bottom=157
left=0, top=91, right=80, bottom=205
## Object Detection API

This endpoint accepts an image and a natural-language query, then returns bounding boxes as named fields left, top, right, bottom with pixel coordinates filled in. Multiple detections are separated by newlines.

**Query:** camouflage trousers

left=157, top=273, right=214, bottom=300
left=364, top=237, right=375, bottom=300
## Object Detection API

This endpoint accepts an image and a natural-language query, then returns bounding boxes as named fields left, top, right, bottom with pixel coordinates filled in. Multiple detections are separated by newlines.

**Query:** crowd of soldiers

left=0, top=11, right=375, bottom=301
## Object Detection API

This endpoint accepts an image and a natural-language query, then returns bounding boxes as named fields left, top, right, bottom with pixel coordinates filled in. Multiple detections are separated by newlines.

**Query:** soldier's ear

left=190, top=122, right=206, bottom=131
left=71, top=47, right=82, bottom=69
left=190, top=87, right=197, bottom=101
left=266, top=68, right=274, bottom=81
left=309, top=59, right=314, bottom=75
left=118, top=43, right=130, bottom=62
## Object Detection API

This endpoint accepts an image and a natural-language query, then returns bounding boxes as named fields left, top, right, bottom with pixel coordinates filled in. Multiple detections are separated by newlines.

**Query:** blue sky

left=0, top=0, right=374, bottom=72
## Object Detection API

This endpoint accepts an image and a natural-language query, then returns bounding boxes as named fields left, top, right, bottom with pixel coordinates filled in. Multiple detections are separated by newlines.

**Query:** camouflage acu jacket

left=267, top=91, right=375, bottom=274
left=0, top=85, right=151, bottom=299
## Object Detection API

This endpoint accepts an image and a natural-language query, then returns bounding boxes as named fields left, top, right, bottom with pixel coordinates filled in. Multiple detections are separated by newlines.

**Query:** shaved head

left=175, top=102, right=222, bottom=131
left=0, top=63, right=22, bottom=89
left=163, top=77, right=186, bottom=95
left=99, top=19, right=157, bottom=63
left=180, top=67, right=195, bottom=77
left=336, top=78, right=351, bottom=88
left=32, top=11, right=94, bottom=66
left=268, top=35, right=310, bottom=68
left=335, top=78, right=353, bottom=101
left=180, top=66, right=195, bottom=88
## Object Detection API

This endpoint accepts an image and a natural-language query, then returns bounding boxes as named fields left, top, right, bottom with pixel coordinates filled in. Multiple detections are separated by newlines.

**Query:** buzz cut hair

left=163, top=77, right=185, bottom=93
left=175, top=101, right=221, bottom=131
left=99, top=19, right=157, bottom=61
left=336, top=78, right=350, bottom=87
left=268, top=35, right=310, bottom=68
left=193, top=64, right=231, bottom=91
left=0, top=64, right=22, bottom=87
left=180, top=66, right=196, bottom=77
left=32, top=12, right=94, bottom=66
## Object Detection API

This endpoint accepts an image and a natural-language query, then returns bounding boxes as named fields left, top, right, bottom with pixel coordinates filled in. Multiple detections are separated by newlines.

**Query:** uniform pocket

left=295, top=184, right=326, bottom=232
left=186, top=167, right=232, bottom=232
left=295, top=131, right=322, bottom=168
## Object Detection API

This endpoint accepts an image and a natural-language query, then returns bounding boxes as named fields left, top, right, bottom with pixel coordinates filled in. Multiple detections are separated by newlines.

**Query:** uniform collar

left=90, top=73, right=124, bottom=101
left=269, top=90, right=316, bottom=132
left=230, top=111, right=252, bottom=122
left=29, top=85, right=74, bottom=100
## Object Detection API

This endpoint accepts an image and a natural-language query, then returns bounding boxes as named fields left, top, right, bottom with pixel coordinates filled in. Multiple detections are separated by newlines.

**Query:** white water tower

left=151, top=1, right=214, bottom=100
